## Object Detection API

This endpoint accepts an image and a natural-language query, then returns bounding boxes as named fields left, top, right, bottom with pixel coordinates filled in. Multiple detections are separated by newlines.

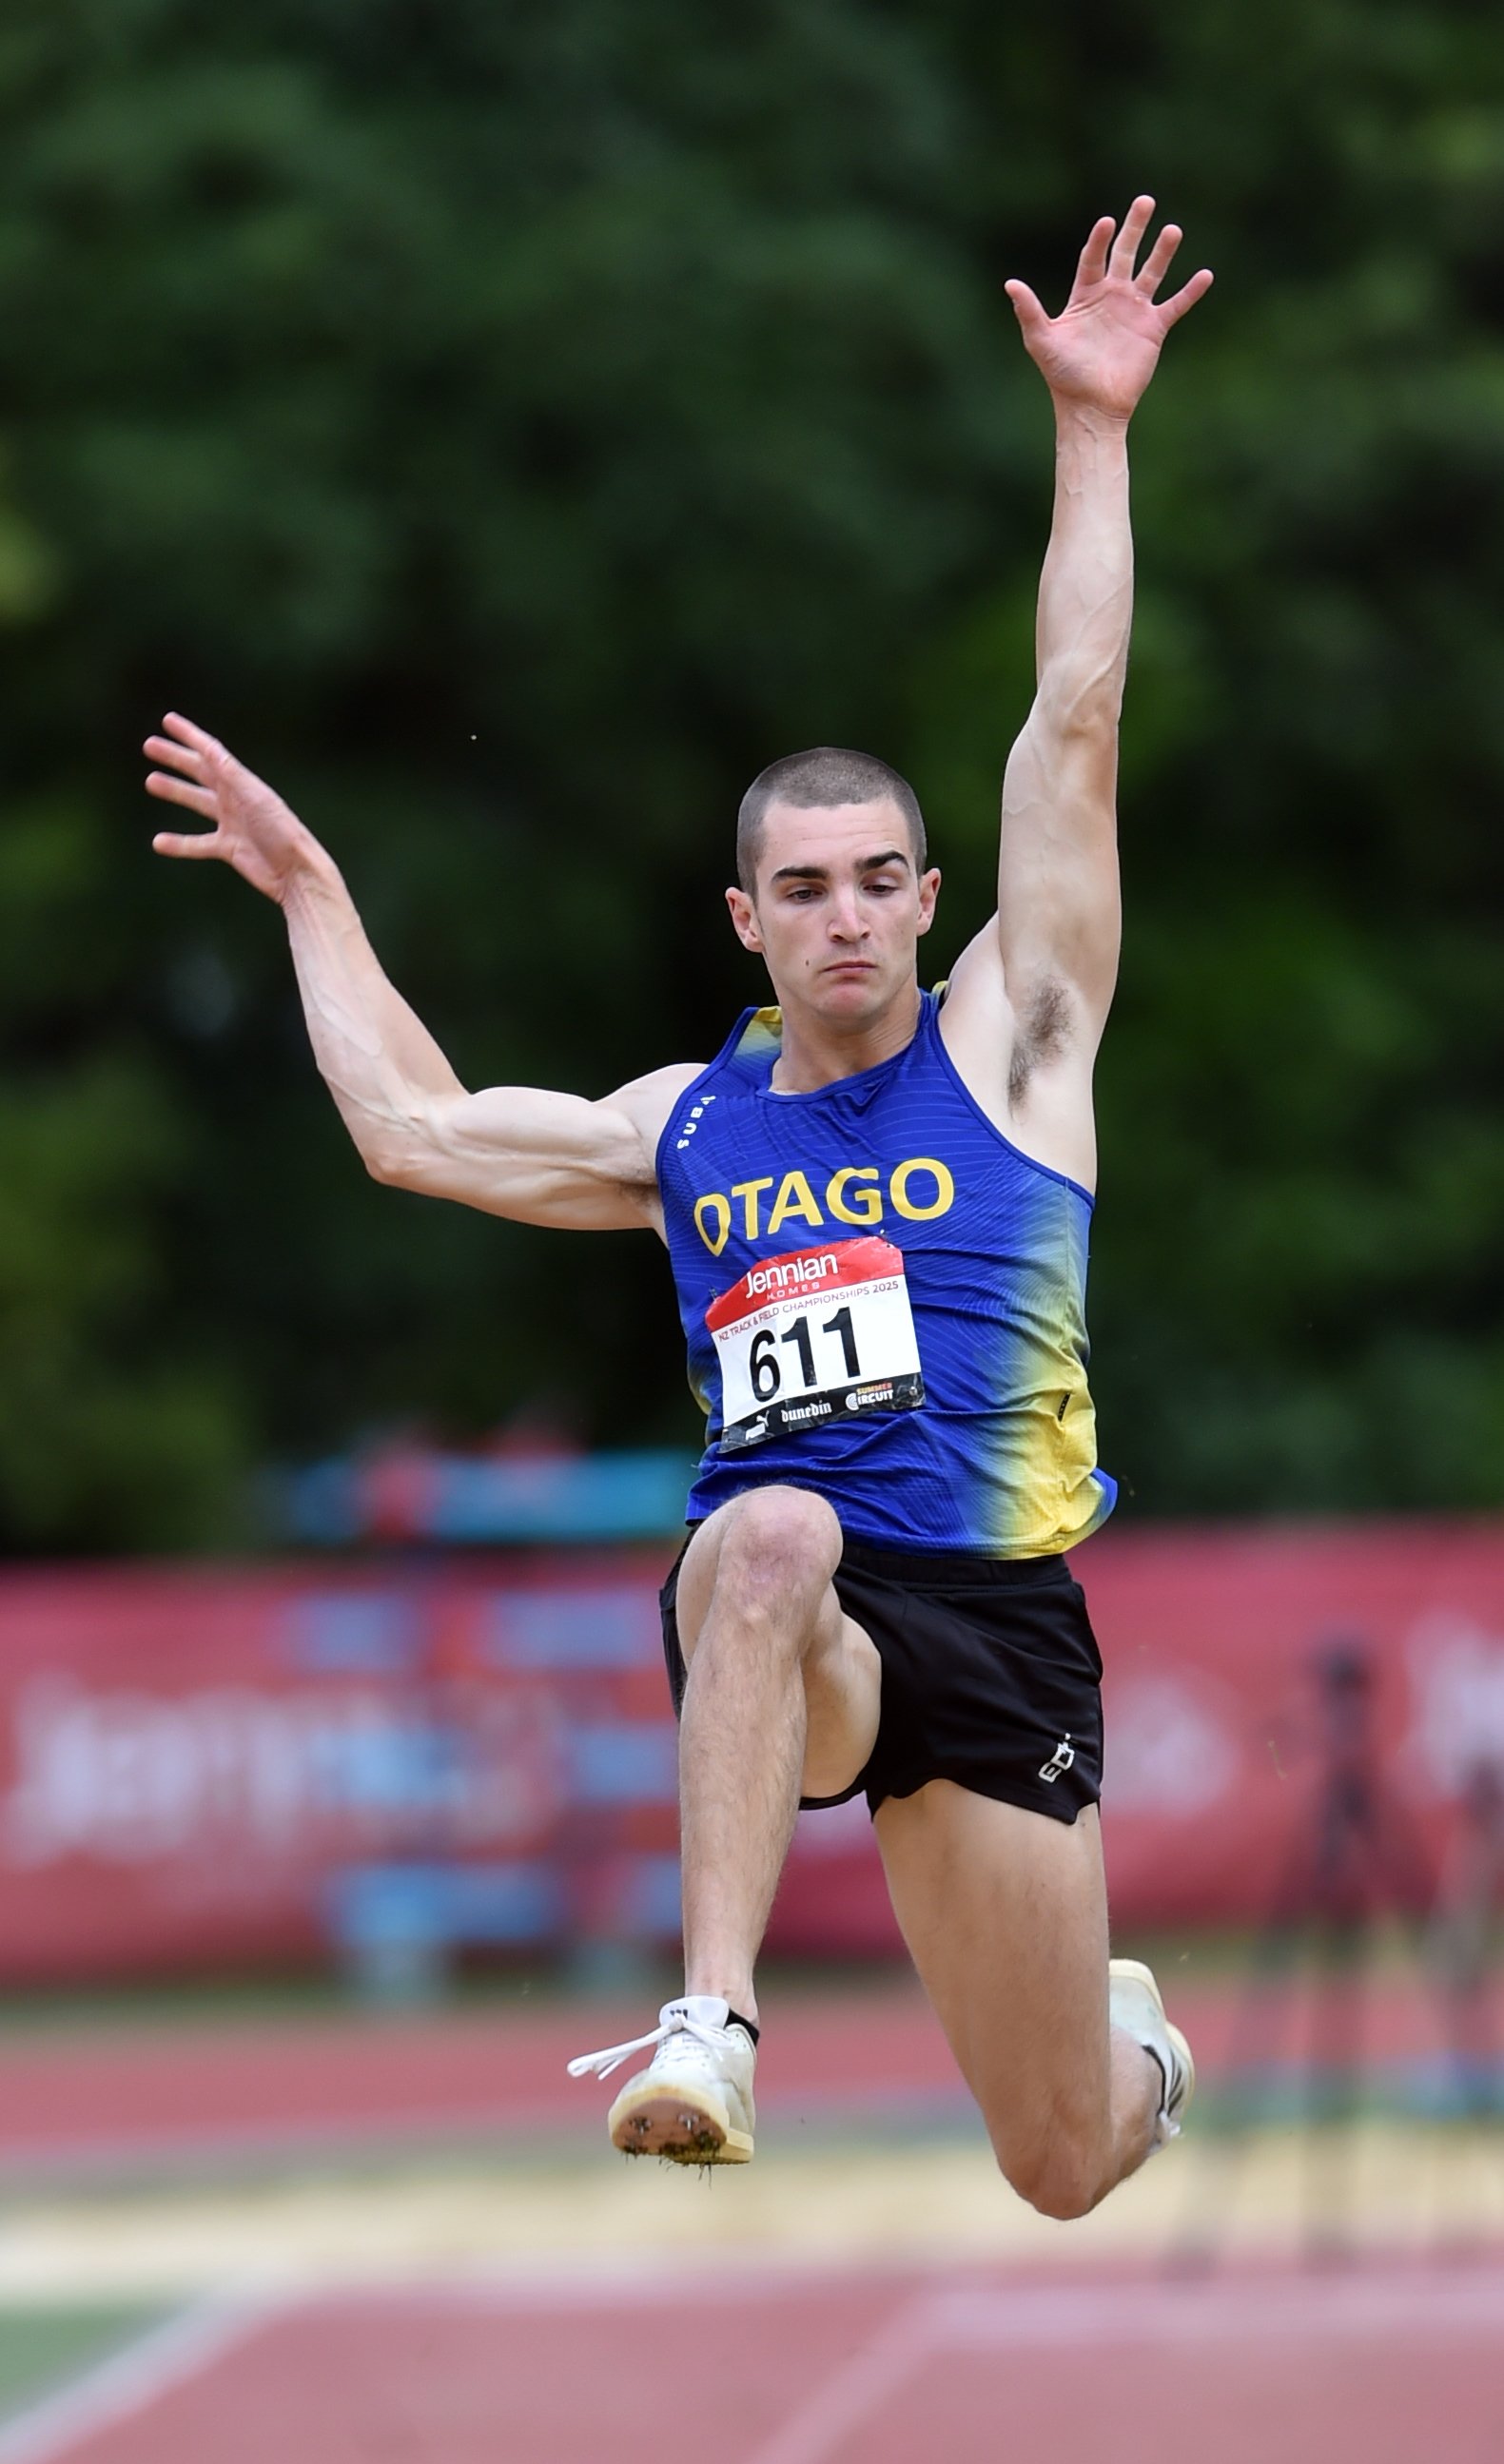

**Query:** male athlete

left=146, top=199, right=1210, bottom=2217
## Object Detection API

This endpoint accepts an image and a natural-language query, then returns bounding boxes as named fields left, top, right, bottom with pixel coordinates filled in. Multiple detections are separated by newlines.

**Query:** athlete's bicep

left=943, top=711, right=1120, bottom=1132
left=995, top=711, right=1121, bottom=1043
left=381, top=1064, right=700, bottom=1232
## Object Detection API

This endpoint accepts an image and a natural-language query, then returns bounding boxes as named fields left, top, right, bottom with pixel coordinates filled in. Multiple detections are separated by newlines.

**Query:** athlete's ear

left=916, top=866, right=941, bottom=936
left=726, top=884, right=763, bottom=953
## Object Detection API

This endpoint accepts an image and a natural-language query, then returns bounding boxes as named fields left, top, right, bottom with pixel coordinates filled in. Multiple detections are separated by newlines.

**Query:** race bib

left=706, top=1236, right=924, bottom=1452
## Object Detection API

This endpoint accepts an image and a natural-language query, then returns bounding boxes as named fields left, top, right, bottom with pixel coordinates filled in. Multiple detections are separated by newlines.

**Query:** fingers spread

left=143, top=733, right=205, bottom=776
left=1074, top=217, right=1114, bottom=292
left=160, top=711, right=222, bottom=755
left=1135, top=223, right=1182, bottom=299
left=1162, top=266, right=1215, bottom=326
left=1004, top=277, right=1048, bottom=338
left=1108, top=195, right=1155, bottom=280
left=151, top=828, right=223, bottom=859
left=146, top=771, right=217, bottom=818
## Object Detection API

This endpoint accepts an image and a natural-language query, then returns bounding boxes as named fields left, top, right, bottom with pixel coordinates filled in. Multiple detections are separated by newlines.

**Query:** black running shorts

left=659, top=1530, right=1103, bottom=1825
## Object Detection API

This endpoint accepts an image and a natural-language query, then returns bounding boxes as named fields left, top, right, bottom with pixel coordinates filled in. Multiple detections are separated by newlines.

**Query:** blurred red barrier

left=0, top=1523, right=1501, bottom=1981
left=1091, top=1518, right=1504, bottom=1924
left=0, top=1557, right=675, bottom=1983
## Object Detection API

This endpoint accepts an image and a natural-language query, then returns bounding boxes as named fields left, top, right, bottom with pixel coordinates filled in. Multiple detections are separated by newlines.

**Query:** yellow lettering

left=701, top=1159, right=953, bottom=1244
left=730, top=1177, right=773, bottom=1239
left=693, top=1193, right=732, bottom=1255
left=767, top=1170, right=824, bottom=1235
left=889, top=1155, right=955, bottom=1220
left=825, top=1165, right=883, bottom=1227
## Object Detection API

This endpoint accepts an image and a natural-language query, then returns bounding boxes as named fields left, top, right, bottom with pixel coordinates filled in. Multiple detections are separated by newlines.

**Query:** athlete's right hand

left=145, top=712, right=326, bottom=904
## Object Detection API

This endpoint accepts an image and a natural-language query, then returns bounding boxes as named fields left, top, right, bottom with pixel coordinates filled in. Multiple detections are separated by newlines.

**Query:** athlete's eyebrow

left=769, top=849, right=911, bottom=884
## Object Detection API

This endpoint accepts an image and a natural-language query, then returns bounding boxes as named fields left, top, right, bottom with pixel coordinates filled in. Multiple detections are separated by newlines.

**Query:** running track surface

left=6, top=2260, right=1503, bottom=2464
left=2, top=1970, right=1492, bottom=2180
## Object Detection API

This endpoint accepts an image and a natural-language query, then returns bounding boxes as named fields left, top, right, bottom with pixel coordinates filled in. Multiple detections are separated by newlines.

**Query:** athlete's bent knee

left=713, top=1486, right=842, bottom=1607
left=997, top=2138, right=1109, bottom=2223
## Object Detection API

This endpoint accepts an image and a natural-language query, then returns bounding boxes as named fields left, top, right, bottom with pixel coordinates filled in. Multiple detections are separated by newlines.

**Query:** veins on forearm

left=1035, top=410, right=1133, bottom=729
left=283, top=875, right=458, bottom=1158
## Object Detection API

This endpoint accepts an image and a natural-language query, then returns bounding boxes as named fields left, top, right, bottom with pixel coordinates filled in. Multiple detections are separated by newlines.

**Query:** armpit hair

left=1007, top=976, right=1073, bottom=1107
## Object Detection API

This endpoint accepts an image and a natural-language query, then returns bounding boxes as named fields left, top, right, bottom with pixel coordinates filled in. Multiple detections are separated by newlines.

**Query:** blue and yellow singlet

left=656, top=992, right=1116, bottom=1557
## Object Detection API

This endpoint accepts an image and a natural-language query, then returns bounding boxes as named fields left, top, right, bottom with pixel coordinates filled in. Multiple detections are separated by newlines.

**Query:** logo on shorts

left=1039, top=1736, right=1075, bottom=1784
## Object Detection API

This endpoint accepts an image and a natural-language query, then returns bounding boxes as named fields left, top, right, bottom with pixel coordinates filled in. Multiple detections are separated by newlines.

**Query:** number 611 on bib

left=705, top=1236, right=925, bottom=1452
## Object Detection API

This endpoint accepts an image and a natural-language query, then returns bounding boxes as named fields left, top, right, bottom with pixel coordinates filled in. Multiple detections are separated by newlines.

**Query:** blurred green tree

left=0, top=0, right=1501, bottom=1544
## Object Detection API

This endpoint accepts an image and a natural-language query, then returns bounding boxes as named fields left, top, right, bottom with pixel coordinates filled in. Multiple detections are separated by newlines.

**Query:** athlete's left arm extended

left=956, top=202, right=1211, bottom=1080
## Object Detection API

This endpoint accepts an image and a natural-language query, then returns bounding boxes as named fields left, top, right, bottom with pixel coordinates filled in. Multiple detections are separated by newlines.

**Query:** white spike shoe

left=567, top=1995, right=757, bottom=2163
left=1109, top=1957, right=1195, bottom=2147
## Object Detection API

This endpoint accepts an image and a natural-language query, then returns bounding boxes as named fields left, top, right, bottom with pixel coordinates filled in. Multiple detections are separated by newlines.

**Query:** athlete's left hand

left=1006, top=198, right=1212, bottom=420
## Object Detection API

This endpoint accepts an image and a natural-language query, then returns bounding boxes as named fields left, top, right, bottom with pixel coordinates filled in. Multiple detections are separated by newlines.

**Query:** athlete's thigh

left=873, top=1778, right=1110, bottom=2161
left=673, top=1489, right=882, bottom=1800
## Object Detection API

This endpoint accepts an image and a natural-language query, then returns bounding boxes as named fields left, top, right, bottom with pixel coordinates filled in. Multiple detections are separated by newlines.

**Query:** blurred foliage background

left=1, top=0, right=1502, bottom=1549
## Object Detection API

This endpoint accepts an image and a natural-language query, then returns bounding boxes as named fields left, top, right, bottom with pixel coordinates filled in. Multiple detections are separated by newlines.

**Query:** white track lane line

left=741, top=2295, right=944, bottom=2464
left=925, top=2265, right=1504, bottom=2348
left=743, top=2265, right=1504, bottom=2464
left=0, top=2294, right=280, bottom=2464
left=4, top=2262, right=1497, bottom=2464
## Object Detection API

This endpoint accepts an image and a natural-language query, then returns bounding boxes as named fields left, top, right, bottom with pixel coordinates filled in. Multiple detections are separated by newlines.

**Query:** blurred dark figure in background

left=1184, top=1637, right=1444, bottom=2262
left=1261, top=1639, right=1431, bottom=2108
left=1291, top=1639, right=1430, bottom=1930
left=1429, top=1756, right=1504, bottom=2116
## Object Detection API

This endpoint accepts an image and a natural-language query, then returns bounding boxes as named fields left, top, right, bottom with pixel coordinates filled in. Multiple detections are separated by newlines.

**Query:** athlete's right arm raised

left=145, top=714, right=695, bottom=1232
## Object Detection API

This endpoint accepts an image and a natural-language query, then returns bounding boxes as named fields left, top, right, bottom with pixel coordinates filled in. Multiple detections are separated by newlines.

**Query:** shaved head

left=737, top=747, right=926, bottom=893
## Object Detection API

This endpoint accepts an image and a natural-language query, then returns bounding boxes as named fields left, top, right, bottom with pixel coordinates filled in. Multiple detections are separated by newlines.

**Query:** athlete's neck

left=767, top=979, right=924, bottom=1094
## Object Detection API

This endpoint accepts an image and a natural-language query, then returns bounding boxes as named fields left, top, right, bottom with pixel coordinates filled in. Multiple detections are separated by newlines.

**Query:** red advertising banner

left=1093, top=1519, right=1504, bottom=1924
left=0, top=1558, right=678, bottom=1983
left=0, top=1523, right=1501, bottom=1982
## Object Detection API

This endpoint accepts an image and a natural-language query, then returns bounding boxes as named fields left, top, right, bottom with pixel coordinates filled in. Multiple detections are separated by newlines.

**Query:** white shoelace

left=566, top=1996, right=731, bottom=2083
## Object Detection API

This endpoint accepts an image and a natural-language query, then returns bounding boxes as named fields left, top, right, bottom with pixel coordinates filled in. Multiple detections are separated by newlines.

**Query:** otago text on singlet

left=656, top=994, right=1117, bottom=1557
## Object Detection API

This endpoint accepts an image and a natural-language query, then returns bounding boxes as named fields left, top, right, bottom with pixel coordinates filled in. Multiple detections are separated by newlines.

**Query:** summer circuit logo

left=1039, top=1736, right=1075, bottom=1784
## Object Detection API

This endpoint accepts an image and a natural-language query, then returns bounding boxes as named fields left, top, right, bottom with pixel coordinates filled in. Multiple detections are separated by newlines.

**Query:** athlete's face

left=725, top=799, right=940, bottom=1024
